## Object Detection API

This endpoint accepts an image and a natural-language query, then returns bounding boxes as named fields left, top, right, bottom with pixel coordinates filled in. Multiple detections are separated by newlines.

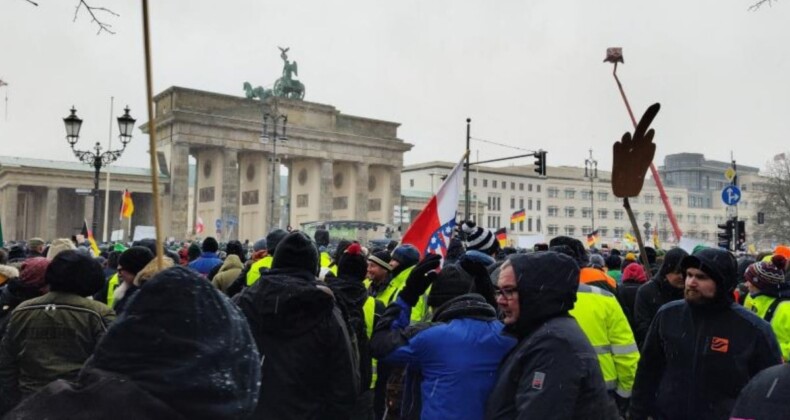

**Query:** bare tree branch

left=749, top=0, right=778, bottom=11
left=73, top=0, right=118, bottom=35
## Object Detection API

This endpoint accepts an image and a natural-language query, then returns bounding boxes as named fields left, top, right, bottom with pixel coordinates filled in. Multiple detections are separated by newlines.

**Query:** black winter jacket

left=485, top=252, right=618, bottom=420
left=730, top=363, right=790, bottom=420
left=3, top=266, right=261, bottom=420
left=237, top=268, right=358, bottom=420
left=632, top=247, right=688, bottom=348
left=630, top=301, right=782, bottom=420
left=616, top=280, right=642, bottom=333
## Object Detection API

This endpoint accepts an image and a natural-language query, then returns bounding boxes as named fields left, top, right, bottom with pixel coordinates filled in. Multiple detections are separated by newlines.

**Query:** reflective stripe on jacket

left=246, top=256, right=273, bottom=286
left=745, top=293, right=790, bottom=361
left=570, top=284, right=640, bottom=397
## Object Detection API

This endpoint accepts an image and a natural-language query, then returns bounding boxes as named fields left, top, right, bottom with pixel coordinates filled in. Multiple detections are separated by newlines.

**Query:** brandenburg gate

left=144, top=49, right=412, bottom=241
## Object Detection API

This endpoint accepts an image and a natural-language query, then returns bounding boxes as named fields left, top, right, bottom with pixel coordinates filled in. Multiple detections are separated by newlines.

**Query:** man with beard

left=629, top=248, right=782, bottom=420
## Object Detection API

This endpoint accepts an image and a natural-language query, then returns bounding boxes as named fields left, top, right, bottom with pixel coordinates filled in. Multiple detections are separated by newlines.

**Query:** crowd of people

left=0, top=220, right=788, bottom=419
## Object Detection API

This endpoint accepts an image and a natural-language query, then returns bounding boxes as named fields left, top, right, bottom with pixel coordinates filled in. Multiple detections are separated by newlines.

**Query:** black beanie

left=338, top=243, right=367, bottom=282
left=428, top=265, right=473, bottom=308
left=226, top=240, right=246, bottom=263
left=202, top=237, right=219, bottom=253
left=272, top=231, right=319, bottom=275
left=46, top=250, right=105, bottom=297
left=334, top=240, right=352, bottom=262
left=119, top=247, right=155, bottom=276
left=368, top=250, right=392, bottom=272
left=266, top=229, right=288, bottom=254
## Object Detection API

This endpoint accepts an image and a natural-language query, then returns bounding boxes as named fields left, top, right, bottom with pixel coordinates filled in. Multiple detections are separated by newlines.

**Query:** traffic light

left=534, top=151, right=547, bottom=176
left=717, top=219, right=734, bottom=250
left=737, top=220, right=746, bottom=249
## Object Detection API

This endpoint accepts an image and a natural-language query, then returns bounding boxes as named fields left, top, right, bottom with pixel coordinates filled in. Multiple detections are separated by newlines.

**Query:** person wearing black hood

left=0, top=250, right=114, bottom=414
left=632, top=247, right=688, bottom=347
left=2, top=266, right=261, bottom=420
left=325, top=242, right=383, bottom=420
left=629, top=248, right=783, bottom=420
left=486, top=252, right=618, bottom=419
left=236, top=231, right=358, bottom=419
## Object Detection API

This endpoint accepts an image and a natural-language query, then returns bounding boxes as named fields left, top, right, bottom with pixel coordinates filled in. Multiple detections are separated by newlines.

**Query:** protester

left=0, top=264, right=18, bottom=287
left=367, top=249, right=393, bottom=298
left=207, top=240, right=246, bottom=281
left=371, top=255, right=515, bottom=420
left=632, top=247, right=688, bottom=347
left=616, top=262, right=648, bottom=331
left=551, top=236, right=617, bottom=293
left=0, top=250, right=114, bottom=413
left=236, top=231, right=357, bottom=419
left=0, top=258, right=49, bottom=338
left=486, top=252, right=618, bottom=419
left=460, top=220, right=500, bottom=259
left=326, top=243, right=383, bottom=420
left=245, top=229, right=287, bottom=288
left=26, top=238, right=46, bottom=259
left=3, top=266, right=261, bottom=419
left=629, top=248, right=783, bottom=420
left=187, top=237, right=223, bottom=276
left=112, top=247, right=154, bottom=314
left=606, top=254, right=623, bottom=285
left=730, top=362, right=790, bottom=420
left=742, top=255, right=790, bottom=361
left=46, top=238, right=76, bottom=261
left=211, top=254, right=244, bottom=294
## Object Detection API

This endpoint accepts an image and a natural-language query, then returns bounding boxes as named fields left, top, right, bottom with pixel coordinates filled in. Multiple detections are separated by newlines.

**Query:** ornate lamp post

left=584, top=149, right=598, bottom=232
left=260, top=109, right=288, bottom=231
left=64, top=106, right=135, bottom=237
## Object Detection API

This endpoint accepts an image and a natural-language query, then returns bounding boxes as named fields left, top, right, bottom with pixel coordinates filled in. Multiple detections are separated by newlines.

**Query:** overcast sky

left=1, top=0, right=788, bottom=174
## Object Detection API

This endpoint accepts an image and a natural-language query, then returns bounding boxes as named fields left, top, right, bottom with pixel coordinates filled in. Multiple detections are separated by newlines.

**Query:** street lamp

left=64, top=106, right=135, bottom=238
left=584, top=149, right=598, bottom=232
left=260, top=108, right=288, bottom=231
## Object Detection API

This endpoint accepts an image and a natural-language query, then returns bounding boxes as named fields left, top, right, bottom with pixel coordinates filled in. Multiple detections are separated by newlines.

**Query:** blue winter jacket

left=371, top=294, right=516, bottom=420
left=188, top=252, right=223, bottom=276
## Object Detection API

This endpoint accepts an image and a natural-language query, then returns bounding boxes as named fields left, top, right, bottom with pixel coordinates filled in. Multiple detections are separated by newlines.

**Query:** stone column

left=221, top=149, right=240, bottom=239
left=44, top=188, right=59, bottom=240
left=390, top=166, right=402, bottom=233
left=170, top=143, right=190, bottom=239
left=355, top=162, right=370, bottom=243
left=319, top=159, right=334, bottom=222
left=2, top=185, right=18, bottom=241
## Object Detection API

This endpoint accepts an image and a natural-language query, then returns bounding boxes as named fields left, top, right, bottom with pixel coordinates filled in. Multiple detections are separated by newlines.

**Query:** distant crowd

left=0, top=221, right=788, bottom=419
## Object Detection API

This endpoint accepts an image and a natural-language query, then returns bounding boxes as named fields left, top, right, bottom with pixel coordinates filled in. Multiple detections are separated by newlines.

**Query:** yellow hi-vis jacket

left=246, top=255, right=273, bottom=286
left=364, top=295, right=378, bottom=389
left=745, top=293, right=790, bottom=361
left=570, top=284, right=640, bottom=398
left=371, top=266, right=428, bottom=323
left=106, top=273, right=120, bottom=309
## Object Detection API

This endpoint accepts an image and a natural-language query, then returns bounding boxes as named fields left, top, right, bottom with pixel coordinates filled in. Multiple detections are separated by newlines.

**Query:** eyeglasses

left=494, top=287, right=518, bottom=300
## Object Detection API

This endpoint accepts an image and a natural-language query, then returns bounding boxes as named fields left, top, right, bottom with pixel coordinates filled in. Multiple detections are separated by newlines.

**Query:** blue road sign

left=721, top=185, right=742, bottom=206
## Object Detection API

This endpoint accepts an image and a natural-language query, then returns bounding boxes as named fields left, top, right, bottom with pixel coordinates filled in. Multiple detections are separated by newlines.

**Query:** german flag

left=81, top=220, right=101, bottom=256
left=586, top=229, right=600, bottom=248
left=495, top=227, right=507, bottom=248
left=510, top=209, right=526, bottom=224
left=120, top=189, right=134, bottom=220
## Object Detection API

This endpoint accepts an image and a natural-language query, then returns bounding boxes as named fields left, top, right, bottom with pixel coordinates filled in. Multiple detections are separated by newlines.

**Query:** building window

left=630, top=196, right=638, bottom=204
left=493, top=180, right=498, bottom=188
left=660, top=213, right=668, bottom=223
left=526, top=219, right=531, bottom=232
left=582, top=208, right=592, bottom=219
left=502, top=181, right=507, bottom=190
left=564, top=226, right=576, bottom=236
left=528, top=199, right=533, bottom=211
left=536, top=200, right=541, bottom=211
left=519, top=198, right=524, bottom=209
left=673, top=196, right=683, bottom=206
left=644, top=194, right=654, bottom=204
left=548, top=225, right=559, bottom=236
left=536, top=218, right=542, bottom=232
left=409, top=179, right=414, bottom=188
left=676, top=214, right=683, bottom=222
left=598, top=209, right=608, bottom=219
left=701, top=215, right=710, bottom=224
left=581, top=190, right=592, bottom=200
left=614, top=210, right=624, bottom=220
left=473, top=178, right=477, bottom=187
left=548, top=187, right=559, bottom=198
left=548, top=206, right=559, bottom=217
left=564, top=207, right=576, bottom=218
left=597, top=191, right=608, bottom=202
left=564, top=189, right=576, bottom=199
left=644, top=211, right=654, bottom=222
left=483, top=179, right=488, bottom=188
left=528, top=184, right=533, bottom=192
left=581, top=226, right=591, bottom=235
left=510, top=197, right=515, bottom=209
left=688, top=214, right=697, bottom=224
left=511, top=182, right=516, bottom=190
left=537, top=185, right=541, bottom=193
left=600, top=227, right=609, bottom=237
left=519, top=183, right=524, bottom=191
left=614, top=227, right=624, bottom=238
left=511, top=223, right=516, bottom=231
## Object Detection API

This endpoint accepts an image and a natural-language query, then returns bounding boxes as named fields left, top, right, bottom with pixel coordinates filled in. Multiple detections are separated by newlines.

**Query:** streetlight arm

left=100, top=146, right=128, bottom=166
left=72, top=149, right=99, bottom=166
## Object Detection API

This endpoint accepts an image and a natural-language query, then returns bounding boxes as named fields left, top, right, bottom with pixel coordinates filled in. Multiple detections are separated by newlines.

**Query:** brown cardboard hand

left=611, top=103, right=660, bottom=198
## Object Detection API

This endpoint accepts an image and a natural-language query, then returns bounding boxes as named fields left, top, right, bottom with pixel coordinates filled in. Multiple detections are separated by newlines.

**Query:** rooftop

left=0, top=156, right=168, bottom=178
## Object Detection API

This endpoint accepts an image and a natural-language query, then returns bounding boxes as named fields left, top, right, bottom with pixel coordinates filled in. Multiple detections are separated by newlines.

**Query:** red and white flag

left=195, top=216, right=205, bottom=234
left=401, top=152, right=467, bottom=256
